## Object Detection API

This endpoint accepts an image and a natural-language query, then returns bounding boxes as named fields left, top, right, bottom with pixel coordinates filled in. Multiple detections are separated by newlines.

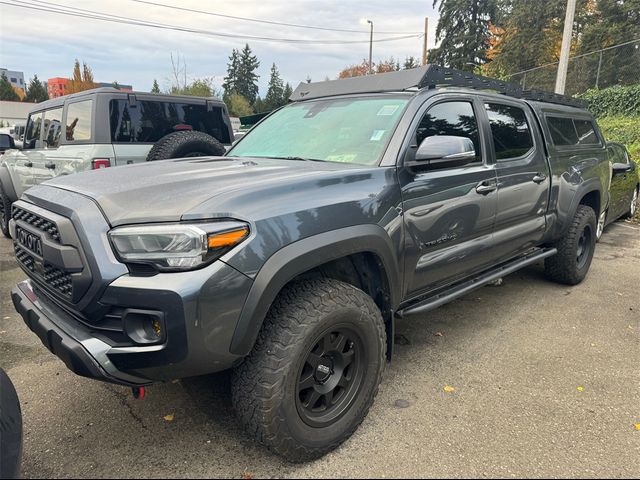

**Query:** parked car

left=0, top=87, right=234, bottom=237
left=597, top=142, right=638, bottom=238
left=9, top=65, right=609, bottom=462
left=0, top=369, right=23, bottom=479
left=0, top=133, right=15, bottom=155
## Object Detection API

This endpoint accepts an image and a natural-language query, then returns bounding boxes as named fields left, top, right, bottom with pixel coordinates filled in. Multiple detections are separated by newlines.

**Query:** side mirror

left=0, top=134, right=15, bottom=151
left=612, top=162, right=633, bottom=175
left=407, top=136, right=476, bottom=170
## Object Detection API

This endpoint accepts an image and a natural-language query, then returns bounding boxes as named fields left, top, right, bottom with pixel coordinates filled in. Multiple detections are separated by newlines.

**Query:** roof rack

left=290, top=64, right=586, bottom=109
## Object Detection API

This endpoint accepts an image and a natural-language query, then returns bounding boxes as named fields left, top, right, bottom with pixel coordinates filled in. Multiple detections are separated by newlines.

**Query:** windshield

left=228, top=96, right=409, bottom=165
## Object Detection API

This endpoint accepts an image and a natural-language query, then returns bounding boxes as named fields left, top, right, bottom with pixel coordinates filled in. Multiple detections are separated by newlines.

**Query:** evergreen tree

left=0, top=73, right=19, bottom=101
left=222, top=48, right=240, bottom=99
left=23, top=75, right=49, bottom=103
left=283, top=83, right=293, bottom=103
left=264, top=63, right=285, bottom=110
left=431, top=0, right=497, bottom=70
left=151, top=79, right=160, bottom=93
left=235, top=44, right=260, bottom=106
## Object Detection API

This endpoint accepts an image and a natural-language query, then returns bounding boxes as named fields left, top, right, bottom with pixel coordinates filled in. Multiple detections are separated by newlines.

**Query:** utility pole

left=422, top=17, right=428, bottom=65
left=555, top=0, right=577, bottom=94
left=367, top=20, right=374, bottom=74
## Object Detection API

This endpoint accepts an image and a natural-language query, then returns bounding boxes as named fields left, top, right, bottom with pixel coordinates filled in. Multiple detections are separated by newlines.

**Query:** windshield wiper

left=258, top=156, right=326, bottom=163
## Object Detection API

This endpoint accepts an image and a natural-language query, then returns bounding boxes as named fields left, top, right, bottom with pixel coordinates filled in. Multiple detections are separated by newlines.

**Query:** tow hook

left=132, top=386, right=146, bottom=400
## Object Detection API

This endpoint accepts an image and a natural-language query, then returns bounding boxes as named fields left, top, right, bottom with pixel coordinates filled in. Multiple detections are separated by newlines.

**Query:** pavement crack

left=103, top=384, right=148, bottom=430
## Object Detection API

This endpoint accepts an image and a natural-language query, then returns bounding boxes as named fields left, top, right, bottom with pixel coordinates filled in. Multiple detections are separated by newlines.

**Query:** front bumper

left=12, top=280, right=150, bottom=386
left=12, top=256, right=254, bottom=386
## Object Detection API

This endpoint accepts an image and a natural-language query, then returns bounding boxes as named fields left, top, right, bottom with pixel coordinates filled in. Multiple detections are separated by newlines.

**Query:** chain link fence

left=506, top=39, right=640, bottom=96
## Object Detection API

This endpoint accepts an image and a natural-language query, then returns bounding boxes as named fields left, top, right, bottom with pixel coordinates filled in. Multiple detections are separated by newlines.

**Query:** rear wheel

left=624, top=187, right=638, bottom=219
left=0, top=182, right=12, bottom=239
left=544, top=205, right=597, bottom=285
left=232, top=278, right=386, bottom=462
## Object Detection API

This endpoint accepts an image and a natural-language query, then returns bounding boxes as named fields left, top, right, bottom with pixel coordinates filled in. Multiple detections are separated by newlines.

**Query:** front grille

left=43, top=263, right=73, bottom=297
left=14, top=244, right=73, bottom=299
left=12, top=206, right=61, bottom=243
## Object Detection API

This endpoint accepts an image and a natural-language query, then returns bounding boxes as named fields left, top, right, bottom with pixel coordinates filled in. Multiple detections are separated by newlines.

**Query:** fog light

left=122, top=309, right=165, bottom=345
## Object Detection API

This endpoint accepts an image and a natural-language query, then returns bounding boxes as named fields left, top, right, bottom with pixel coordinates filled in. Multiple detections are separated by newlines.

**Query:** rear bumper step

left=398, top=248, right=557, bottom=317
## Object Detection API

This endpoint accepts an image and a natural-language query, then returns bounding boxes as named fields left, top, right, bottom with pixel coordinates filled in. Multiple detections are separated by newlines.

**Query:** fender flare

left=556, top=178, right=602, bottom=237
left=229, top=224, right=402, bottom=356
left=0, top=163, right=18, bottom=202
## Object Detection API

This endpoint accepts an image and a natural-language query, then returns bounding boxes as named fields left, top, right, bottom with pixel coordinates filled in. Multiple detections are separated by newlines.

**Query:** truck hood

left=38, top=156, right=374, bottom=226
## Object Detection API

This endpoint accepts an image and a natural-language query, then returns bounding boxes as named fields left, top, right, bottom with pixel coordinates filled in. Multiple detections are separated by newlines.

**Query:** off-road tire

left=231, top=278, right=386, bottom=463
left=0, top=182, right=12, bottom=239
left=146, top=131, right=226, bottom=162
left=544, top=205, right=597, bottom=285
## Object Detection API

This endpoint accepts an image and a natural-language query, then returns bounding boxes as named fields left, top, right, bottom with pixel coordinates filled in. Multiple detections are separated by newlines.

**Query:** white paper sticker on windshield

left=370, top=130, right=385, bottom=141
left=377, top=105, right=400, bottom=116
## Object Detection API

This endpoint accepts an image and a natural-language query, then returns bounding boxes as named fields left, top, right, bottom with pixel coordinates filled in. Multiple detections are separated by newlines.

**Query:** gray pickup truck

left=9, top=66, right=611, bottom=462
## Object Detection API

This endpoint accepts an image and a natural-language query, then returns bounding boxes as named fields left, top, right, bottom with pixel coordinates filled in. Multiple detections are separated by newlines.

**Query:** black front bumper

left=11, top=280, right=151, bottom=387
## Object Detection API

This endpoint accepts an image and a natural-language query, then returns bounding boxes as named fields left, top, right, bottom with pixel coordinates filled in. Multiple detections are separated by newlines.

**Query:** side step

left=397, top=247, right=557, bottom=317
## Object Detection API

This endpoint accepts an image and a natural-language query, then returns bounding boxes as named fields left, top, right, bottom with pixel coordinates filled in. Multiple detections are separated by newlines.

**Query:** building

left=0, top=68, right=26, bottom=99
left=0, top=100, right=35, bottom=126
left=47, top=77, right=70, bottom=98
left=48, top=78, right=134, bottom=98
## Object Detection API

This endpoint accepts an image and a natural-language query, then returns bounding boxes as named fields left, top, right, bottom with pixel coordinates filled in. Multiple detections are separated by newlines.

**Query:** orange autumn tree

left=67, top=59, right=97, bottom=94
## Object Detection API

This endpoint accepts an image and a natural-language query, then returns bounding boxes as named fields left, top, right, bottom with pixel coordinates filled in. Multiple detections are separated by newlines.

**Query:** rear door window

left=66, top=100, right=93, bottom=142
left=485, top=103, right=534, bottom=160
left=109, top=99, right=231, bottom=144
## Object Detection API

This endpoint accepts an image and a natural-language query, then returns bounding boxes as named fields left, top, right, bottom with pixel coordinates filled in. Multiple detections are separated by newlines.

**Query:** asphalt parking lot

left=1, top=221, right=639, bottom=479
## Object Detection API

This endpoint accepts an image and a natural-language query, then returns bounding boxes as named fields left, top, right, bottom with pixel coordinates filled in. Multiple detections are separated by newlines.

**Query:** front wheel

left=545, top=205, right=597, bottom=285
left=232, top=278, right=386, bottom=462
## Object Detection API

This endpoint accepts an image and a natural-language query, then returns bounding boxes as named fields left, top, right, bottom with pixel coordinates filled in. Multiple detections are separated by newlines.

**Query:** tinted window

left=66, top=100, right=93, bottom=141
left=547, top=117, right=578, bottom=146
left=485, top=103, right=533, bottom=160
left=574, top=119, right=599, bottom=145
left=609, top=145, right=629, bottom=164
left=43, top=107, right=63, bottom=148
left=0, top=135, right=12, bottom=148
left=416, top=101, right=481, bottom=162
left=109, top=100, right=231, bottom=144
left=547, top=116, right=600, bottom=147
left=23, top=113, right=43, bottom=149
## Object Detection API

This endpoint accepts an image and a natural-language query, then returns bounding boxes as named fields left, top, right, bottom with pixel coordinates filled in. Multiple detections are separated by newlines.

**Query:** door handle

left=532, top=173, right=547, bottom=184
left=24, top=161, right=33, bottom=168
left=476, top=182, right=497, bottom=195
left=45, top=162, right=56, bottom=170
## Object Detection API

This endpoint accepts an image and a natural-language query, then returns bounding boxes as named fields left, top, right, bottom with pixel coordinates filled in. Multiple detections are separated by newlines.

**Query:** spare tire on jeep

left=146, top=131, right=226, bottom=162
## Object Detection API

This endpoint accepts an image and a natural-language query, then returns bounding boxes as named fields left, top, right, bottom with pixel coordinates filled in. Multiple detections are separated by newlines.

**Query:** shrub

left=578, top=85, right=640, bottom=118
left=598, top=116, right=640, bottom=162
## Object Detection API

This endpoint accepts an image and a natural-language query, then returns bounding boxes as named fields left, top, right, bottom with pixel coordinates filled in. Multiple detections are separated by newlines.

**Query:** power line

left=4, top=0, right=422, bottom=45
left=129, top=0, right=424, bottom=35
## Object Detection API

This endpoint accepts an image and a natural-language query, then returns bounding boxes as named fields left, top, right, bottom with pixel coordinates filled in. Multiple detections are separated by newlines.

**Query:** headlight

left=108, top=221, right=249, bottom=272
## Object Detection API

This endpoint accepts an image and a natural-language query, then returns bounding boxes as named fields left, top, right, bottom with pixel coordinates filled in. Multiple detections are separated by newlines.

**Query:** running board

left=397, top=248, right=557, bottom=317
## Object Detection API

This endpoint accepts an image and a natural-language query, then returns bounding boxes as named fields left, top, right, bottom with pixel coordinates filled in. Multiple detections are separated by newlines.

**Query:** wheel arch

left=0, top=163, right=19, bottom=202
left=229, top=224, right=402, bottom=357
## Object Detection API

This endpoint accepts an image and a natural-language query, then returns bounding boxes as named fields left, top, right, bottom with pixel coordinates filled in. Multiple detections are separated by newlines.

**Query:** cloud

left=0, top=0, right=439, bottom=95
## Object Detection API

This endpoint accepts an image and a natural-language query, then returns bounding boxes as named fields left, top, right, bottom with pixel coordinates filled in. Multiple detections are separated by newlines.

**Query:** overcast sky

left=0, top=0, right=439, bottom=96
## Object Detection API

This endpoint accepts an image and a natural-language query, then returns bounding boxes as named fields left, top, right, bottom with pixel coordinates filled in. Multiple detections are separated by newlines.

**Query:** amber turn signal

left=208, top=227, right=249, bottom=249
